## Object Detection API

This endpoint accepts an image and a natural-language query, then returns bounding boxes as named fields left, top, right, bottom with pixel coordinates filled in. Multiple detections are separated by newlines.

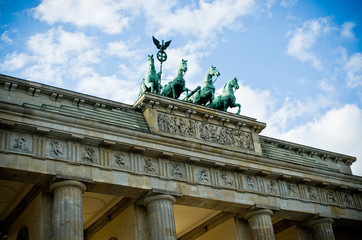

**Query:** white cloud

left=232, top=81, right=275, bottom=120
left=280, top=0, right=298, bottom=8
left=106, top=40, right=144, bottom=61
left=0, top=52, right=30, bottom=71
left=0, top=27, right=100, bottom=85
left=276, top=104, right=362, bottom=176
left=33, top=0, right=129, bottom=34
left=286, top=17, right=331, bottom=70
left=344, top=52, right=362, bottom=88
left=224, top=79, right=362, bottom=176
left=76, top=73, right=139, bottom=104
left=1, top=31, right=13, bottom=44
left=144, top=0, right=254, bottom=39
left=318, top=79, right=336, bottom=92
left=340, top=21, right=356, bottom=39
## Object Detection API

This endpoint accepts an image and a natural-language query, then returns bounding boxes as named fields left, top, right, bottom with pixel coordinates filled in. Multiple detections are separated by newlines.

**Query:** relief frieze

left=46, top=140, right=67, bottom=159
left=170, top=162, right=185, bottom=179
left=81, top=146, right=98, bottom=164
left=10, top=133, right=32, bottom=153
left=113, top=152, right=129, bottom=169
left=157, top=113, right=254, bottom=151
left=220, top=172, right=234, bottom=187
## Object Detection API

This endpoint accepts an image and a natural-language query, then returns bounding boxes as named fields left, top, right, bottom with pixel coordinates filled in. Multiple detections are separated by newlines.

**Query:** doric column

left=307, top=217, right=335, bottom=240
left=244, top=209, right=275, bottom=240
left=143, top=194, right=177, bottom=240
left=50, top=180, right=86, bottom=240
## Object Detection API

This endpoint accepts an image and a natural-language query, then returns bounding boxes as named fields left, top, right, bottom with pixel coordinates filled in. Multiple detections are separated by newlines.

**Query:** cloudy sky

left=1, top=0, right=362, bottom=176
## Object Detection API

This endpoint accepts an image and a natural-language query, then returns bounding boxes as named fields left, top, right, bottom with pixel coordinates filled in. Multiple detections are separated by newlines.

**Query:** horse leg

left=150, top=82, right=154, bottom=93
left=235, top=103, right=241, bottom=114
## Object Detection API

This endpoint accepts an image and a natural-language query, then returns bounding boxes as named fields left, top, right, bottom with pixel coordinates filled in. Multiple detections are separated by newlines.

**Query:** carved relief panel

left=243, top=175, right=259, bottom=191
left=219, top=171, right=235, bottom=188
left=169, top=161, right=186, bottom=180
left=10, top=133, right=32, bottom=153
left=157, top=113, right=254, bottom=151
left=46, top=140, right=67, bottom=159
left=112, top=151, right=130, bottom=169
left=142, top=157, right=159, bottom=175
left=194, top=167, right=210, bottom=184
left=263, top=179, right=280, bottom=195
left=80, top=145, right=99, bottom=164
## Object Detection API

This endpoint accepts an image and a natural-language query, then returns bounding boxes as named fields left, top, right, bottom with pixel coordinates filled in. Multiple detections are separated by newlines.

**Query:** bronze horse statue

left=185, top=66, right=220, bottom=105
left=139, top=55, right=161, bottom=97
left=206, top=77, right=241, bottom=114
left=161, top=59, right=188, bottom=99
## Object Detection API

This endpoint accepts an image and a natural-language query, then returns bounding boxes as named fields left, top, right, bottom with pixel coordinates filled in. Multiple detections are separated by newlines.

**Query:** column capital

left=49, top=180, right=86, bottom=193
left=306, top=217, right=334, bottom=227
left=143, top=194, right=176, bottom=206
left=244, top=208, right=273, bottom=221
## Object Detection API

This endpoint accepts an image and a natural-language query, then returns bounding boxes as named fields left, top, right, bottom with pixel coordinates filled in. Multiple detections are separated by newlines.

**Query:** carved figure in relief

left=199, top=123, right=217, bottom=142
left=307, top=186, right=318, bottom=200
left=206, top=77, right=241, bottom=114
left=327, top=190, right=337, bottom=203
left=185, top=66, right=220, bottom=106
left=158, top=114, right=172, bottom=133
left=246, top=176, right=256, bottom=189
left=198, top=169, right=209, bottom=183
left=221, top=172, right=233, bottom=186
left=144, top=158, right=156, bottom=173
left=288, top=184, right=299, bottom=197
left=171, top=163, right=183, bottom=177
left=268, top=180, right=278, bottom=194
left=173, top=117, right=186, bottom=135
left=343, top=193, right=353, bottom=206
left=114, top=152, right=127, bottom=168
left=13, top=138, right=29, bottom=151
left=239, top=131, right=254, bottom=149
left=83, top=147, right=96, bottom=162
left=50, top=140, right=64, bottom=156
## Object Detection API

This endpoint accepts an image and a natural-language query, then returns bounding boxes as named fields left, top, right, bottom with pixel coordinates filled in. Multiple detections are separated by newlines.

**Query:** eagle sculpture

left=152, top=36, right=172, bottom=51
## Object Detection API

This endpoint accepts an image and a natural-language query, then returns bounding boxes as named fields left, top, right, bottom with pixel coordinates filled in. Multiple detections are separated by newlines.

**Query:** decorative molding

left=0, top=130, right=360, bottom=211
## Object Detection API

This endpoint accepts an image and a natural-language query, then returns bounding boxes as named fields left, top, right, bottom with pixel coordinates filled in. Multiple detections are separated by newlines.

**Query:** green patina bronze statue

left=139, top=54, right=162, bottom=97
left=207, top=77, right=241, bottom=114
left=161, top=59, right=189, bottom=99
left=185, top=66, right=220, bottom=106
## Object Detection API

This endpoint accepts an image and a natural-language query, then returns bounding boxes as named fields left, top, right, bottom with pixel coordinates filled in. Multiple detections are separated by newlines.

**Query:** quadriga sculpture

left=185, top=66, right=220, bottom=106
left=139, top=55, right=161, bottom=97
left=161, top=59, right=189, bottom=99
left=206, top=77, right=241, bottom=114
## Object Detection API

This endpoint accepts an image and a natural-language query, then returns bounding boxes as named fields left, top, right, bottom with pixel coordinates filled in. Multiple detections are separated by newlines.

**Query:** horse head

left=208, top=66, right=220, bottom=78
left=230, top=77, right=239, bottom=90
left=180, top=59, right=188, bottom=74
left=148, top=54, right=155, bottom=64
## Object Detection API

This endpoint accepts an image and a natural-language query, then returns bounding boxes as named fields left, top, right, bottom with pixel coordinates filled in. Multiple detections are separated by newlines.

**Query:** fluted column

left=143, top=194, right=177, bottom=240
left=49, top=180, right=86, bottom=240
left=307, top=218, right=335, bottom=240
left=244, top=209, right=275, bottom=240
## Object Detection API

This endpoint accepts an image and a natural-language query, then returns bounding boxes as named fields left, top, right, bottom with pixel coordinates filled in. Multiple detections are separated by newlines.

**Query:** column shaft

left=307, top=218, right=335, bottom=240
left=244, top=209, right=275, bottom=240
left=50, top=180, right=86, bottom=240
left=144, top=194, right=177, bottom=240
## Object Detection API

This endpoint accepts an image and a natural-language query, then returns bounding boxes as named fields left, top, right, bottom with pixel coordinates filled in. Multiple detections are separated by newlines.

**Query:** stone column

left=143, top=194, right=177, bottom=240
left=244, top=209, right=275, bottom=240
left=307, top=217, right=335, bottom=240
left=49, top=180, right=86, bottom=240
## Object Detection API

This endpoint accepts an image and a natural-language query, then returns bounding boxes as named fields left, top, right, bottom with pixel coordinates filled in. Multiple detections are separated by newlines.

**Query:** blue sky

left=1, top=0, right=362, bottom=176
